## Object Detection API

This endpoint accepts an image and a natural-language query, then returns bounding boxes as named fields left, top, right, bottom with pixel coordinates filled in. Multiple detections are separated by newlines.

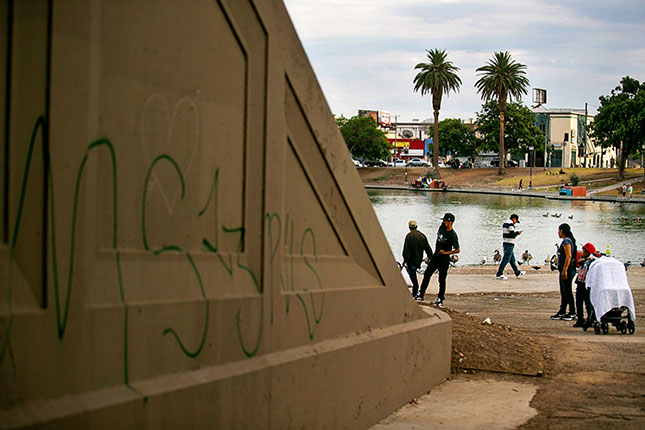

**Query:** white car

left=352, top=159, right=360, bottom=167
left=405, top=158, right=427, bottom=167
left=388, top=158, right=406, bottom=167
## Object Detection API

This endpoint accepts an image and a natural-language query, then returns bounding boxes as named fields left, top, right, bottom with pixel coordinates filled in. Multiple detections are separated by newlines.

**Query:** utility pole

left=394, top=114, right=399, bottom=161
left=529, top=145, right=534, bottom=188
left=583, top=102, right=588, bottom=168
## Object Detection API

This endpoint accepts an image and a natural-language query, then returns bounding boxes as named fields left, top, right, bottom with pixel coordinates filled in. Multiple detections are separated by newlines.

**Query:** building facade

left=533, top=107, right=616, bottom=168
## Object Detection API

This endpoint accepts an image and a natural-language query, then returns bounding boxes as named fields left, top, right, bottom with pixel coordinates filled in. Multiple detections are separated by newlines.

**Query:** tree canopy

left=338, top=115, right=391, bottom=161
left=428, top=119, right=477, bottom=157
left=413, top=49, right=461, bottom=175
left=475, top=51, right=529, bottom=174
left=590, top=76, right=645, bottom=179
left=476, top=100, right=545, bottom=157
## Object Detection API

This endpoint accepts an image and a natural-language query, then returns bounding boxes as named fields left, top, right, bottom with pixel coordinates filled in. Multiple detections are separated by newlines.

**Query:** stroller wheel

left=620, top=323, right=627, bottom=335
left=628, top=320, right=635, bottom=335
left=593, top=323, right=600, bottom=335
left=601, top=321, right=609, bottom=335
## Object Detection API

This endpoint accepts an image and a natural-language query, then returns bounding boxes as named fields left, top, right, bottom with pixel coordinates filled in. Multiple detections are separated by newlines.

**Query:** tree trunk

left=433, top=109, right=440, bottom=177
left=498, top=109, right=506, bottom=175
left=618, top=141, right=625, bottom=180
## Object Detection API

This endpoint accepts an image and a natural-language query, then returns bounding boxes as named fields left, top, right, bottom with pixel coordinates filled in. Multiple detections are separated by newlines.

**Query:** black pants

left=575, top=281, right=592, bottom=321
left=558, top=271, right=576, bottom=315
left=408, top=264, right=420, bottom=297
left=419, top=257, right=449, bottom=300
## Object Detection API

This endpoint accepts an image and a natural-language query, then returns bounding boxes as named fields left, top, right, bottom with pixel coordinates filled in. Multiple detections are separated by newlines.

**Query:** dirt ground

left=415, top=266, right=645, bottom=429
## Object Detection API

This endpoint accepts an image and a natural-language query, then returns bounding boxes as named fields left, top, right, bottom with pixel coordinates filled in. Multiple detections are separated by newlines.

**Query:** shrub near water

left=569, top=173, right=580, bottom=186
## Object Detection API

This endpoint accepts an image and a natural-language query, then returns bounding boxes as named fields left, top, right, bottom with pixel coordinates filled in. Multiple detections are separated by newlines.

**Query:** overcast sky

left=282, top=0, right=645, bottom=122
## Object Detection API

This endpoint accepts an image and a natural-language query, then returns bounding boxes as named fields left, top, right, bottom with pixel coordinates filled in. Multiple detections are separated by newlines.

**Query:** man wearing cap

left=573, top=243, right=597, bottom=328
left=417, top=213, right=460, bottom=306
left=402, top=220, right=433, bottom=299
left=495, top=213, right=525, bottom=280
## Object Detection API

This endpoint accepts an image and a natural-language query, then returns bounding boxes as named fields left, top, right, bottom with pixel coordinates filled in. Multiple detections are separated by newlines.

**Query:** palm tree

left=475, top=51, right=529, bottom=175
left=413, top=49, right=461, bottom=176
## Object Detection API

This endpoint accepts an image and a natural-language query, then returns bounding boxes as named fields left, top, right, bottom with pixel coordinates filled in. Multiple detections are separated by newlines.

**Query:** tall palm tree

left=413, top=49, right=461, bottom=176
left=475, top=51, right=529, bottom=175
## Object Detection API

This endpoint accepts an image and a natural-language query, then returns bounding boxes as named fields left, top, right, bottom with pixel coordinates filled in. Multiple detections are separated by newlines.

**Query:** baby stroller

left=584, top=256, right=636, bottom=335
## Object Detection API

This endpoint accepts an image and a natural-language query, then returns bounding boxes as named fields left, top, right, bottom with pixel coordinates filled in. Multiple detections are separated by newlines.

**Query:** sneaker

left=550, top=313, right=564, bottom=320
left=572, top=320, right=585, bottom=328
left=516, top=271, right=526, bottom=278
left=415, top=295, right=424, bottom=302
left=434, top=298, right=444, bottom=308
left=561, top=313, right=575, bottom=321
left=496, top=275, right=508, bottom=280
left=436, top=301, right=444, bottom=308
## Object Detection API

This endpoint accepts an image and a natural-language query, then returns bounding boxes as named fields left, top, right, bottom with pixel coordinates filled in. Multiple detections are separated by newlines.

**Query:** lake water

left=368, top=190, right=645, bottom=267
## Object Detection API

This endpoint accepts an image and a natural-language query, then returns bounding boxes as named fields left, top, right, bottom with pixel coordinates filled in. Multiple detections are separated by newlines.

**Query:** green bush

left=570, top=173, right=580, bottom=186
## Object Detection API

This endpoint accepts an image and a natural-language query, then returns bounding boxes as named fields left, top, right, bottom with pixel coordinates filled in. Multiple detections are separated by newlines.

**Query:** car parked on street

left=490, top=158, right=518, bottom=167
left=388, top=158, right=406, bottom=167
left=364, top=159, right=387, bottom=167
left=405, top=158, right=427, bottom=167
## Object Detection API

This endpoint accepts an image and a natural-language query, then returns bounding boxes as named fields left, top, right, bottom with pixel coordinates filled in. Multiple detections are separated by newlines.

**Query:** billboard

left=379, top=111, right=391, bottom=126
left=532, top=88, right=547, bottom=105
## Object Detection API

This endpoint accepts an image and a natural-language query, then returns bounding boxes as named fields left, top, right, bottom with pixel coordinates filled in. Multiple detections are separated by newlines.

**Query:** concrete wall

left=0, top=1, right=450, bottom=428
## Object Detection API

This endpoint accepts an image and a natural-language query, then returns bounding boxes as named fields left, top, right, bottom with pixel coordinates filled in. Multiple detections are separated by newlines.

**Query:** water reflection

left=368, top=190, right=645, bottom=266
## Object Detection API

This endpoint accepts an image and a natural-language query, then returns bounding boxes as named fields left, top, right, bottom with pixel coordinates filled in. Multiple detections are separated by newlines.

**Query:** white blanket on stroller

left=586, top=257, right=635, bottom=322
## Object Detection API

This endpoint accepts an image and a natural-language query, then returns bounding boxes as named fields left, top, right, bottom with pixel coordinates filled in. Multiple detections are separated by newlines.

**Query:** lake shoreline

left=364, top=183, right=645, bottom=204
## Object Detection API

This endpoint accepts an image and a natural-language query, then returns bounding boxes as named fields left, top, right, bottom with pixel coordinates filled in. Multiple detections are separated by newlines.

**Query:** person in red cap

left=573, top=242, right=598, bottom=328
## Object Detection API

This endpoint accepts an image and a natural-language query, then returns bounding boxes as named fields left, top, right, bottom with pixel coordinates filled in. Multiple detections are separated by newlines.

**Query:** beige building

left=533, top=107, right=616, bottom=168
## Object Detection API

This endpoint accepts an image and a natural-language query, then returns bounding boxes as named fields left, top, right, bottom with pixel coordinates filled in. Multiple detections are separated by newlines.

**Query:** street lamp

left=529, top=145, right=534, bottom=189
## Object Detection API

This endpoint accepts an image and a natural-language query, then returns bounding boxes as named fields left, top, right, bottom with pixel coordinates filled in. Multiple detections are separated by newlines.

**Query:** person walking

left=402, top=220, right=432, bottom=300
left=495, top=214, right=526, bottom=280
left=572, top=243, right=597, bottom=328
left=417, top=213, right=460, bottom=307
left=628, top=184, right=633, bottom=198
left=551, top=223, right=577, bottom=321
left=622, top=184, right=627, bottom=197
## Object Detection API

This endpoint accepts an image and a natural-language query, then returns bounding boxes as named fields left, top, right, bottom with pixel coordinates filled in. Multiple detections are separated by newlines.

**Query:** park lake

left=369, top=190, right=645, bottom=267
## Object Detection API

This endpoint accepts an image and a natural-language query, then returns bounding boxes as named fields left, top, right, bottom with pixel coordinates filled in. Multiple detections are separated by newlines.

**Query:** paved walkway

left=585, top=177, right=642, bottom=195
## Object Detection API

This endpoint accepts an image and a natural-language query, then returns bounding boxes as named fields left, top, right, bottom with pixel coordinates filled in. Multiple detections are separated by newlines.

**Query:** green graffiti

left=300, top=228, right=324, bottom=324
left=198, top=169, right=234, bottom=275
left=264, top=213, right=324, bottom=340
left=226, top=226, right=263, bottom=357
left=1, top=114, right=325, bottom=387
left=153, top=246, right=209, bottom=358
left=0, top=116, right=141, bottom=396
left=141, top=156, right=210, bottom=359
left=284, top=214, right=295, bottom=314
left=265, top=212, right=281, bottom=325
left=196, top=170, right=264, bottom=357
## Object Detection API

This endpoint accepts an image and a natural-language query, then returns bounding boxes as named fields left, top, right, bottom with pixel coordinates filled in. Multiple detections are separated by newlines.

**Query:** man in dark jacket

left=402, top=220, right=432, bottom=299
left=418, top=213, right=460, bottom=306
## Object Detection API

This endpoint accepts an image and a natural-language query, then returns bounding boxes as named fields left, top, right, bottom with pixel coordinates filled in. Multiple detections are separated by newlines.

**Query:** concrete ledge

left=0, top=310, right=451, bottom=429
